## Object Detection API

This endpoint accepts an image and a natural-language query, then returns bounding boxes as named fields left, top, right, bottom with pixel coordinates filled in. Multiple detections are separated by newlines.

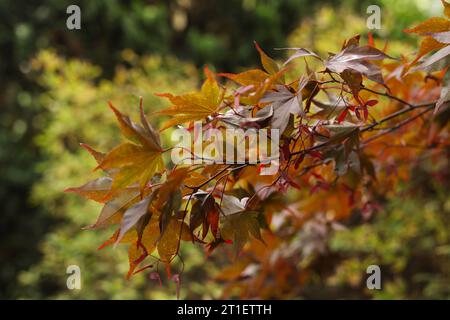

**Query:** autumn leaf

left=127, top=242, right=148, bottom=279
left=411, top=36, right=446, bottom=65
left=65, top=177, right=112, bottom=203
left=405, top=4, right=450, bottom=71
left=219, top=195, right=263, bottom=255
left=157, top=217, right=188, bottom=262
left=115, top=193, right=155, bottom=246
left=87, top=103, right=165, bottom=196
left=414, top=45, right=450, bottom=71
left=404, top=17, right=450, bottom=34
left=219, top=105, right=273, bottom=129
left=189, top=192, right=218, bottom=239
left=80, top=143, right=105, bottom=165
left=155, top=167, right=190, bottom=208
left=156, top=68, right=222, bottom=130
left=257, top=76, right=310, bottom=134
left=444, top=0, right=450, bottom=18
left=109, top=101, right=161, bottom=152
left=275, top=47, right=321, bottom=65
left=325, top=45, right=393, bottom=84
left=254, top=41, right=280, bottom=75
left=201, top=66, right=221, bottom=106
left=66, top=8, right=450, bottom=287
left=84, top=187, right=142, bottom=229
left=97, top=142, right=164, bottom=194
left=219, top=69, right=270, bottom=87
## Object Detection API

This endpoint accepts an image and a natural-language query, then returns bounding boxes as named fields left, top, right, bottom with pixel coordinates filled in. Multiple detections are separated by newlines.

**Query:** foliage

left=18, top=51, right=225, bottom=299
left=2, top=0, right=333, bottom=297
left=66, top=2, right=450, bottom=298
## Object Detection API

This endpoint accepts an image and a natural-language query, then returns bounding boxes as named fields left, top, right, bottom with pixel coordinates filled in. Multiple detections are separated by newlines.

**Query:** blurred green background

left=1, top=0, right=448, bottom=299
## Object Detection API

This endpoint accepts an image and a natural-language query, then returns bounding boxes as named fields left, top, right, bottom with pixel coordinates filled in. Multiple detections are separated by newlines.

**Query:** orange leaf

left=219, top=69, right=269, bottom=87
left=443, top=0, right=450, bottom=18
left=413, top=36, right=447, bottom=64
left=404, top=17, right=450, bottom=34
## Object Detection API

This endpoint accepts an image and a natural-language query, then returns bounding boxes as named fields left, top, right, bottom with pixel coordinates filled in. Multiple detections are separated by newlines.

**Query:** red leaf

left=368, top=32, right=375, bottom=47
left=309, top=150, right=323, bottom=159
left=337, top=108, right=348, bottom=123
left=363, top=107, right=369, bottom=120
left=365, top=99, right=378, bottom=107
left=207, top=207, right=220, bottom=238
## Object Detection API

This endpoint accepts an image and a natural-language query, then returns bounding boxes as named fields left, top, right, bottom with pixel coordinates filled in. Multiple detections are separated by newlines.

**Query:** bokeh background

left=1, top=0, right=449, bottom=299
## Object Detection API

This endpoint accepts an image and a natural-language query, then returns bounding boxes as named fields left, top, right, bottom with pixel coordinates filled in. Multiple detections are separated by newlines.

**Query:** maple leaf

left=257, top=76, right=309, bottom=134
left=157, top=217, right=191, bottom=262
left=254, top=41, right=280, bottom=75
left=84, top=186, right=142, bottom=229
left=65, top=177, right=112, bottom=203
left=114, top=192, right=155, bottom=246
left=220, top=67, right=288, bottom=105
left=410, top=36, right=446, bottom=66
left=325, top=43, right=393, bottom=84
left=219, top=69, right=270, bottom=87
left=189, top=192, right=219, bottom=239
left=404, top=17, right=450, bottom=34
left=218, top=105, right=273, bottom=129
left=66, top=8, right=450, bottom=287
left=95, top=102, right=164, bottom=194
left=110, top=101, right=161, bottom=151
left=80, top=143, right=105, bottom=164
left=412, top=44, right=450, bottom=71
left=275, top=47, right=321, bottom=65
left=97, top=142, right=164, bottom=194
left=156, top=67, right=222, bottom=130
left=405, top=3, right=450, bottom=71
left=318, top=122, right=360, bottom=146
left=444, top=0, right=450, bottom=18
left=219, top=195, right=263, bottom=255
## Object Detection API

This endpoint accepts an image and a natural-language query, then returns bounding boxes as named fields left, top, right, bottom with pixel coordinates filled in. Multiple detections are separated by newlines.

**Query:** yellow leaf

left=201, top=66, right=221, bottom=105
left=254, top=41, right=279, bottom=75
left=111, top=154, right=163, bottom=192
left=157, top=217, right=182, bottom=262
left=98, top=142, right=164, bottom=193
left=140, top=215, right=161, bottom=252
left=156, top=91, right=219, bottom=130
left=127, top=243, right=146, bottom=278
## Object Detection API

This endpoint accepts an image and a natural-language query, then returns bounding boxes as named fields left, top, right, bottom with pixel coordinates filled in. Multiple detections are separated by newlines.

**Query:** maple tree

left=66, top=1, right=450, bottom=297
